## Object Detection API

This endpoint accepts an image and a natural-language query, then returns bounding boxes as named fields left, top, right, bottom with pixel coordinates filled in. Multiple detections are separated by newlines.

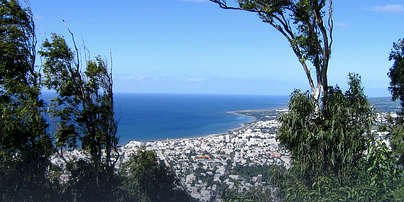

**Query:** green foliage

left=266, top=137, right=404, bottom=201
left=0, top=0, right=37, bottom=95
left=390, top=124, right=404, bottom=165
left=269, top=164, right=403, bottom=201
left=39, top=33, right=119, bottom=201
left=232, top=165, right=271, bottom=179
left=379, top=114, right=404, bottom=166
left=388, top=38, right=404, bottom=115
left=385, top=37, right=404, bottom=168
left=221, top=186, right=273, bottom=202
left=278, top=73, right=374, bottom=177
left=0, top=1, right=56, bottom=201
left=373, top=39, right=404, bottom=176
left=267, top=73, right=404, bottom=201
left=57, top=159, right=121, bottom=202
left=239, top=0, right=327, bottom=68
left=220, top=165, right=276, bottom=201
left=119, top=147, right=192, bottom=202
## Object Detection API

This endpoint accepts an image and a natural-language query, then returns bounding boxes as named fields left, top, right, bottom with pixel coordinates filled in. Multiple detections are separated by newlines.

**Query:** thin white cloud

left=186, top=78, right=207, bottom=82
left=132, top=75, right=151, bottom=81
left=369, top=4, right=404, bottom=13
left=335, top=22, right=349, bottom=30
left=181, top=0, right=209, bottom=3
left=34, top=15, right=44, bottom=21
left=118, top=75, right=153, bottom=81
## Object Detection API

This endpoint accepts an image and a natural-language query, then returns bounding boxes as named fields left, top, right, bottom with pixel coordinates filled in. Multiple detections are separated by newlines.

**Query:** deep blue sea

left=114, top=94, right=288, bottom=144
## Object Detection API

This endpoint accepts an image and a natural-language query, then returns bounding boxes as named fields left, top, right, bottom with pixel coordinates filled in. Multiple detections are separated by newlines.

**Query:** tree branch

left=328, top=0, right=334, bottom=53
left=209, top=0, right=328, bottom=99
left=62, top=20, right=80, bottom=72
left=209, top=0, right=263, bottom=13
left=264, top=19, right=316, bottom=95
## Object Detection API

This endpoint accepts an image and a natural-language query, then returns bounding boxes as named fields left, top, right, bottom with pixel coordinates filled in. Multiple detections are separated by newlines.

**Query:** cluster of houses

left=119, top=109, right=290, bottom=201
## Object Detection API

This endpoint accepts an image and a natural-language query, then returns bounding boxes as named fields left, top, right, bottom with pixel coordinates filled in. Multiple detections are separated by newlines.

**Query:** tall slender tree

left=388, top=38, right=404, bottom=117
left=387, top=38, right=404, bottom=165
left=40, top=32, right=119, bottom=201
left=209, top=0, right=333, bottom=107
left=0, top=0, right=54, bottom=200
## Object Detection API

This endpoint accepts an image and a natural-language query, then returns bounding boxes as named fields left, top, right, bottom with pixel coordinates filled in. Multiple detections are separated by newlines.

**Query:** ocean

left=114, top=94, right=288, bottom=144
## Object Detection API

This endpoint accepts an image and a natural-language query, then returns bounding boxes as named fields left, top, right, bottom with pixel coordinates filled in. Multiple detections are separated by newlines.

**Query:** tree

left=278, top=73, right=374, bottom=177
left=209, top=0, right=333, bottom=105
left=270, top=74, right=404, bottom=201
left=388, top=38, right=404, bottom=117
left=39, top=32, right=119, bottom=201
left=0, top=0, right=55, bottom=201
left=386, top=38, right=404, bottom=166
left=221, top=186, right=273, bottom=202
left=119, top=147, right=193, bottom=202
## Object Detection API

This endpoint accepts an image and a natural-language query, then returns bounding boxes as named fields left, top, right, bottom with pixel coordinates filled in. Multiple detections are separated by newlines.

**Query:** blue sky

left=30, top=0, right=404, bottom=97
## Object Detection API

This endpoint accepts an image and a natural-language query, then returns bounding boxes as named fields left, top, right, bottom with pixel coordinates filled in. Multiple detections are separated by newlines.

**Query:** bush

left=278, top=73, right=374, bottom=178
left=271, top=73, right=404, bottom=201
left=119, top=147, right=193, bottom=202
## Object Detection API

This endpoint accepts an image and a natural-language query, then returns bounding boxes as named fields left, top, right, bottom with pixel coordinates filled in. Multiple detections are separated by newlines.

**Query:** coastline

left=126, top=107, right=287, bottom=145
left=54, top=107, right=291, bottom=201
left=120, top=107, right=290, bottom=201
left=227, top=110, right=257, bottom=122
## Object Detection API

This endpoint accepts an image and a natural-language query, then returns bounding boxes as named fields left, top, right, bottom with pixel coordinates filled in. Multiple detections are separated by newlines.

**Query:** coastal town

left=50, top=108, right=399, bottom=202
left=116, top=108, right=399, bottom=201
left=118, top=109, right=291, bottom=201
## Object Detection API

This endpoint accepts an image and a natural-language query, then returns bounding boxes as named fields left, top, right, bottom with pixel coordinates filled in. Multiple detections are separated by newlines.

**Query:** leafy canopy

left=39, top=33, right=119, bottom=201
left=0, top=0, right=54, bottom=201
left=386, top=38, right=404, bottom=166
left=278, top=73, right=374, bottom=177
left=271, top=74, right=404, bottom=201
left=388, top=38, right=404, bottom=115
left=120, top=147, right=192, bottom=202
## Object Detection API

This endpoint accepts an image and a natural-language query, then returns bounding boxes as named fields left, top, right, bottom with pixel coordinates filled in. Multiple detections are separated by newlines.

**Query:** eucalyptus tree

left=209, top=0, right=334, bottom=107
left=0, top=0, right=54, bottom=200
left=388, top=38, right=404, bottom=116
left=208, top=3, right=399, bottom=198
left=39, top=32, right=119, bottom=201
left=387, top=38, right=404, bottom=166
left=278, top=74, right=374, bottom=178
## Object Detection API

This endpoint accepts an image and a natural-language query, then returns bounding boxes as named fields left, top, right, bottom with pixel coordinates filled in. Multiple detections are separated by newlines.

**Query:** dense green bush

left=119, top=147, right=193, bottom=202
left=278, top=73, right=374, bottom=178
left=0, top=0, right=56, bottom=201
left=386, top=38, right=404, bottom=166
left=269, top=74, right=404, bottom=201
left=268, top=142, right=404, bottom=201
left=388, top=38, right=404, bottom=117
left=221, top=186, right=273, bottom=202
